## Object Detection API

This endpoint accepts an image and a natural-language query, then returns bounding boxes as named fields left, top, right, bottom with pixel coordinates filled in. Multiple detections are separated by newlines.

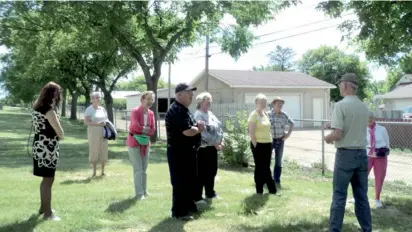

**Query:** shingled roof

left=380, top=84, right=412, bottom=99
left=191, top=69, right=335, bottom=89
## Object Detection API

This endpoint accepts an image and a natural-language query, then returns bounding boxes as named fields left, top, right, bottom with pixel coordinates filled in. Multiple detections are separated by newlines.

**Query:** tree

left=116, top=76, right=169, bottom=92
left=0, top=2, right=136, bottom=122
left=253, top=45, right=295, bottom=71
left=64, top=1, right=297, bottom=141
left=298, top=46, right=371, bottom=102
left=267, top=45, right=295, bottom=71
left=316, top=1, right=412, bottom=65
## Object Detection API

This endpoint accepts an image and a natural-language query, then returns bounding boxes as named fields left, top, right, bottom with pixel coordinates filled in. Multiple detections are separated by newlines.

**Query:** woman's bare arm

left=45, top=110, right=64, bottom=140
left=248, top=122, right=257, bottom=147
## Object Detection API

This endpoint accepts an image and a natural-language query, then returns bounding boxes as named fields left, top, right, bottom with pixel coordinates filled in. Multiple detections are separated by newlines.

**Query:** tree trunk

left=61, top=88, right=67, bottom=117
left=70, top=92, right=78, bottom=120
left=84, top=93, right=91, bottom=108
left=103, top=91, right=114, bottom=123
left=147, top=76, right=159, bottom=142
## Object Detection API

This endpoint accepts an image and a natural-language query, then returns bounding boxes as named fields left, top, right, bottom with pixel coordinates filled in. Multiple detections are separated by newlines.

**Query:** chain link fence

left=62, top=105, right=412, bottom=184
left=284, top=119, right=412, bottom=184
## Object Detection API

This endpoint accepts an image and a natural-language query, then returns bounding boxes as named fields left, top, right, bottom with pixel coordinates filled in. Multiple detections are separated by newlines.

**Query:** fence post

left=114, top=110, right=117, bottom=126
left=321, top=121, right=325, bottom=176
left=125, top=111, right=128, bottom=131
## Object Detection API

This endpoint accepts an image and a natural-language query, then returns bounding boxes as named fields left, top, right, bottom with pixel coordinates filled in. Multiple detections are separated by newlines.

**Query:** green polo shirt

left=331, top=95, right=368, bottom=149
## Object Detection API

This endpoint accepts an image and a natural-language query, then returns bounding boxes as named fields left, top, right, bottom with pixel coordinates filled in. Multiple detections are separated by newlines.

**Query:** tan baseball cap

left=336, top=73, right=358, bottom=85
left=271, top=96, right=285, bottom=104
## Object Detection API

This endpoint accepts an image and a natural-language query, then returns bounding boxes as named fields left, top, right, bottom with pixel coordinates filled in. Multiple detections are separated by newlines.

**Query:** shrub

left=112, top=99, right=127, bottom=110
left=221, top=110, right=251, bottom=167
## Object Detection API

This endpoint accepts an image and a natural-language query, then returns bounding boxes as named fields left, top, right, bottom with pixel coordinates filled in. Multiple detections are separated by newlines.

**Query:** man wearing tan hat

left=324, top=73, right=371, bottom=232
left=267, top=96, right=294, bottom=189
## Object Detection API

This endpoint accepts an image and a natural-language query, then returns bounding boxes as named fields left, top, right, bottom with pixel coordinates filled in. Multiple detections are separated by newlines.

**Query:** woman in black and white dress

left=32, top=81, right=64, bottom=221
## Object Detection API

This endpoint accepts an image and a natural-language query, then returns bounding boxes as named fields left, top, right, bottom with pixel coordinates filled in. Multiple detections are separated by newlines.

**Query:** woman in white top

left=84, top=92, right=109, bottom=177
left=367, top=111, right=390, bottom=208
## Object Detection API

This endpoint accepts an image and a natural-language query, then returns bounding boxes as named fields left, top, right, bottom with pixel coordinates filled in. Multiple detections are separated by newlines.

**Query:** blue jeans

left=272, top=138, right=285, bottom=183
left=329, top=148, right=372, bottom=232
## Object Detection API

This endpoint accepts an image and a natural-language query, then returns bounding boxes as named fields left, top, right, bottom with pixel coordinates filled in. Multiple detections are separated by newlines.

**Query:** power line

left=182, top=13, right=354, bottom=56
left=180, top=23, right=342, bottom=61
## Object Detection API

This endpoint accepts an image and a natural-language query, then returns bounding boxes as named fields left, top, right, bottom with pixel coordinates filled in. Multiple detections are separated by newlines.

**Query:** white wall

left=126, top=95, right=141, bottom=111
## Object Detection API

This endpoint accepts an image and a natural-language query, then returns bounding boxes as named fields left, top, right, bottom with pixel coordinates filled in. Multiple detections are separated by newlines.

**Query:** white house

left=125, top=88, right=175, bottom=114
left=379, top=74, right=412, bottom=111
left=189, top=69, right=336, bottom=126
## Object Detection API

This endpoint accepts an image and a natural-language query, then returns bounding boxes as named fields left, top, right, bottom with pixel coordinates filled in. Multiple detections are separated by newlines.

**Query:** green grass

left=0, top=109, right=412, bottom=232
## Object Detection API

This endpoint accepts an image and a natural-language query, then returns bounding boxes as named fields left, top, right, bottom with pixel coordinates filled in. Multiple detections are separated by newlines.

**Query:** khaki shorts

left=87, top=126, right=108, bottom=163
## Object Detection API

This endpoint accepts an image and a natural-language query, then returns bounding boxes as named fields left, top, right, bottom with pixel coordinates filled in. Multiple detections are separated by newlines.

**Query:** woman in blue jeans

left=267, top=97, right=294, bottom=188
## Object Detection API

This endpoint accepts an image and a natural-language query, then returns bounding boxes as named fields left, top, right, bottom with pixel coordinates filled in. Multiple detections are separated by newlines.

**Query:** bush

left=221, top=110, right=251, bottom=167
left=112, top=99, right=127, bottom=110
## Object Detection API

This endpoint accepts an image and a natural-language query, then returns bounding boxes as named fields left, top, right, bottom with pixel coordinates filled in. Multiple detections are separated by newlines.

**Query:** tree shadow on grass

left=239, top=193, right=269, bottom=216
left=147, top=218, right=187, bottom=232
left=344, top=196, right=412, bottom=231
left=147, top=203, right=213, bottom=232
left=105, top=197, right=137, bottom=214
left=218, top=163, right=254, bottom=174
left=0, top=214, right=43, bottom=232
left=59, top=176, right=104, bottom=185
left=237, top=217, right=360, bottom=232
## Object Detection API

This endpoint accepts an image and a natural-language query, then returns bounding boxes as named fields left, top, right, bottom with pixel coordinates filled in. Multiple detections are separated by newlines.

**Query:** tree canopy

left=317, top=1, right=412, bottom=65
left=0, top=1, right=298, bottom=140
left=253, top=45, right=295, bottom=72
left=298, top=45, right=371, bottom=102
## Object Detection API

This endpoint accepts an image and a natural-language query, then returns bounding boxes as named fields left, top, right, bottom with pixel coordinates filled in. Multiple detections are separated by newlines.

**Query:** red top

left=126, top=106, right=156, bottom=156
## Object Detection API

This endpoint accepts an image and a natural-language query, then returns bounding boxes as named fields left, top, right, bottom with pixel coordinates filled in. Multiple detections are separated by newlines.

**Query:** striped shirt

left=267, top=110, right=294, bottom=139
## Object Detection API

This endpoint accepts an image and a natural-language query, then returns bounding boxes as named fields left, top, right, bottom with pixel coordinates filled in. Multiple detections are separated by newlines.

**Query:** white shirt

left=84, top=105, right=108, bottom=124
left=144, top=113, right=148, bottom=126
left=366, top=124, right=390, bottom=156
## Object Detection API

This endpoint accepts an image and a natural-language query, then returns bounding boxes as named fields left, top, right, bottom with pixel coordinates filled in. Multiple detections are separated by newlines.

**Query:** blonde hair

left=141, top=91, right=155, bottom=101
left=196, top=92, right=212, bottom=109
left=254, top=93, right=267, bottom=104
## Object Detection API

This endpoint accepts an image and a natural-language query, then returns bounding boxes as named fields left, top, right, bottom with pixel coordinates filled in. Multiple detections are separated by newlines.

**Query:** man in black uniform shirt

left=165, top=83, right=205, bottom=220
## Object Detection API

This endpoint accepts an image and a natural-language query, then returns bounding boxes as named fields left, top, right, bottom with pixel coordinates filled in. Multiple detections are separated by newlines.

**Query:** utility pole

left=204, top=34, right=210, bottom=91
left=167, top=62, right=171, bottom=109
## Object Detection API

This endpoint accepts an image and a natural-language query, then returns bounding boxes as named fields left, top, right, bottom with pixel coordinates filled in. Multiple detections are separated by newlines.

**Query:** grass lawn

left=0, top=108, right=412, bottom=232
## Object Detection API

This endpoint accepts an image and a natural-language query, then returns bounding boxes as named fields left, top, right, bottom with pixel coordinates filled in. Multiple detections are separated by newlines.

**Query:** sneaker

left=206, top=195, right=221, bottom=201
left=348, top=198, right=355, bottom=204
left=375, top=200, right=383, bottom=208
left=144, top=192, right=150, bottom=197
left=195, top=199, right=207, bottom=205
left=43, top=214, right=61, bottom=221
left=135, top=195, right=145, bottom=200
left=275, top=182, right=282, bottom=189
left=170, top=214, right=194, bottom=221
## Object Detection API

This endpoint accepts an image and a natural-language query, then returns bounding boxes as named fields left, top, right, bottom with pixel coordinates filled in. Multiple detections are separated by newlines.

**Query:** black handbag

left=375, top=147, right=390, bottom=157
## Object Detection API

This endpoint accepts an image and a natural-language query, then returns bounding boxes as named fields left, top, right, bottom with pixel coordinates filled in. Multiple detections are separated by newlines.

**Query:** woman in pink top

left=126, top=91, right=156, bottom=200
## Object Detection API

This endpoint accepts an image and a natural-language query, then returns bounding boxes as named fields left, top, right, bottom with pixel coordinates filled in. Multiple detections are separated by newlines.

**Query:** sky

left=0, top=0, right=387, bottom=98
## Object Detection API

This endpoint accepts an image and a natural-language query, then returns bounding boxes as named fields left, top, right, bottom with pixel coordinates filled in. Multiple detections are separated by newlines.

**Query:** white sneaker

left=195, top=199, right=207, bottom=205
left=375, top=200, right=383, bottom=208
left=348, top=198, right=355, bottom=203
left=135, top=195, right=145, bottom=200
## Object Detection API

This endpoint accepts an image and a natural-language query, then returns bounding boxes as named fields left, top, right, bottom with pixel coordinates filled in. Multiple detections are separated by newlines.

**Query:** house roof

left=111, top=91, right=140, bottom=99
left=380, top=84, right=412, bottom=99
left=394, top=74, right=412, bottom=87
left=125, top=88, right=169, bottom=98
left=190, top=69, right=336, bottom=89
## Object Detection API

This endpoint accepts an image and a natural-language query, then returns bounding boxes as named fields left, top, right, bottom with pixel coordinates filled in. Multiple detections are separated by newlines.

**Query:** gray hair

left=90, top=92, right=102, bottom=99
left=196, top=92, right=212, bottom=109
left=254, top=93, right=267, bottom=104
left=347, top=82, right=358, bottom=91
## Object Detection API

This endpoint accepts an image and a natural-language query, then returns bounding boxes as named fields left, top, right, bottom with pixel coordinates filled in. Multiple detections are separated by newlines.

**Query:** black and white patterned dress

left=32, top=105, right=60, bottom=177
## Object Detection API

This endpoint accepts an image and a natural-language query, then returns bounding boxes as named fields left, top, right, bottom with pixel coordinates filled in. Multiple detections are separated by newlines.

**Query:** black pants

left=167, top=146, right=198, bottom=217
left=195, top=146, right=218, bottom=201
left=251, top=142, right=277, bottom=194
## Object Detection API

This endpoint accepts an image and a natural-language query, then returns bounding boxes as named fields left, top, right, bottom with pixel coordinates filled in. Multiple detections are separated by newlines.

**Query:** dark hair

left=33, top=82, right=62, bottom=110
